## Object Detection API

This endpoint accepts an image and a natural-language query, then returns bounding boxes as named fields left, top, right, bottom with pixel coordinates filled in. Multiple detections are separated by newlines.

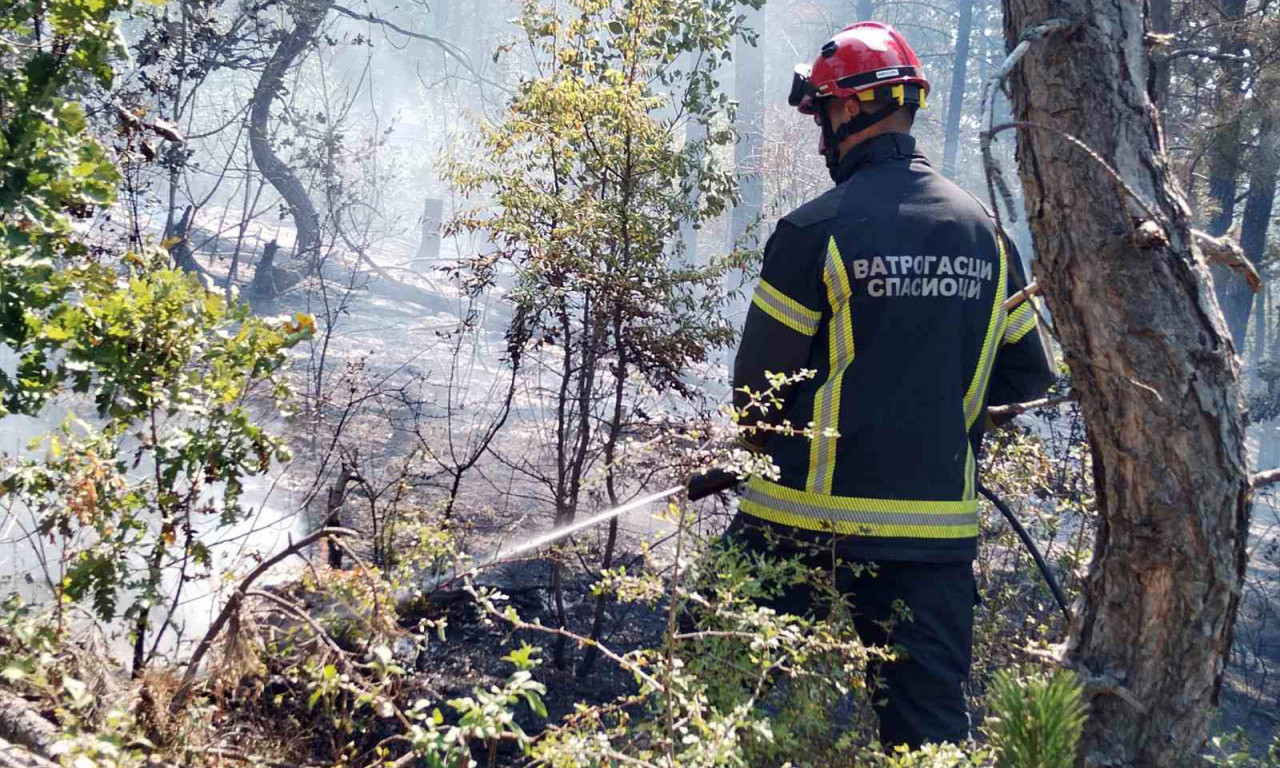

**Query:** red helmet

left=789, top=22, right=930, bottom=115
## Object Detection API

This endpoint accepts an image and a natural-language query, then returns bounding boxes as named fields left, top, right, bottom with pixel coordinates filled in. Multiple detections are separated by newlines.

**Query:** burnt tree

left=1001, top=3, right=1252, bottom=766
left=249, top=0, right=330, bottom=268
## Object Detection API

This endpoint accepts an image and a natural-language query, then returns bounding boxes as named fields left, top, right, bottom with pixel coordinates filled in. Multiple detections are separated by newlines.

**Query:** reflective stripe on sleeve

left=962, top=238, right=1010, bottom=431
left=741, top=477, right=980, bottom=538
left=1003, top=302, right=1037, bottom=345
left=806, top=237, right=856, bottom=494
left=752, top=279, right=821, bottom=336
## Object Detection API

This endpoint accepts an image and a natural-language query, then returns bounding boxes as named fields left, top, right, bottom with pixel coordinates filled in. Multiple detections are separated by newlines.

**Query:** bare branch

left=1193, top=229, right=1262, bottom=292
left=987, top=394, right=1075, bottom=420
left=170, top=526, right=357, bottom=713
left=979, top=18, right=1074, bottom=224
left=329, top=5, right=511, bottom=95
left=1250, top=468, right=1280, bottom=490
left=1156, top=48, right=1250, bottom=64
left=1002, top=280, right=1040, bottom=312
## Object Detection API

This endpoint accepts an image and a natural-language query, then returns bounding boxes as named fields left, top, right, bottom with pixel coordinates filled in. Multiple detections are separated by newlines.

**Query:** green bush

left=983, top=668, right=1086, bottom=768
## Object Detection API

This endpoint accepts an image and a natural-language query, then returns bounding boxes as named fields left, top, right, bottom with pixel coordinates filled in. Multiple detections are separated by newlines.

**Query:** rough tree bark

left=249, top=0, right=330, bottom=269
left=1001, top=3, right=1251, bottom=766
left=941, top=0, right=975, bottom=177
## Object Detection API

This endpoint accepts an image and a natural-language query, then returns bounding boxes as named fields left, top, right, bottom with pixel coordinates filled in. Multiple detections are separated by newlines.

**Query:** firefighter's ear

left=842, top=95, right=866, bottom=120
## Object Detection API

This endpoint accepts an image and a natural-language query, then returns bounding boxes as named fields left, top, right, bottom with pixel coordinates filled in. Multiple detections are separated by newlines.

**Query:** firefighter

left=726, top=21, right=1056, bottom=748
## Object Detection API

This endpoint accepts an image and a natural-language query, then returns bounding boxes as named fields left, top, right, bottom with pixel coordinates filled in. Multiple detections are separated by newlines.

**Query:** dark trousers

left=723, top=516, right=976, bottom=749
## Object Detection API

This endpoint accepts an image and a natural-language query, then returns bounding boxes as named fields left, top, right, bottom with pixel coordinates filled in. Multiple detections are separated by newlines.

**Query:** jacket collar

left=831, top=132, right=921, bottom=185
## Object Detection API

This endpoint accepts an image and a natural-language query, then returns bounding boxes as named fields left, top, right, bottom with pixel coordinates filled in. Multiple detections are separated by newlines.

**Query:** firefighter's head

left=788, top=22, right=929, bottom=176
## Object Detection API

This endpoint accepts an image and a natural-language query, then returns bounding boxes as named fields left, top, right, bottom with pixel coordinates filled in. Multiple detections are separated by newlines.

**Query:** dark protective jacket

left=732, top=132, right=1055, bottom=563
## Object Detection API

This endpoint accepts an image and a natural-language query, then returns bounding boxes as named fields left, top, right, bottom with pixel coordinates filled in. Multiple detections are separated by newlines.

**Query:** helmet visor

left=789, top=64, right=819, bottom=115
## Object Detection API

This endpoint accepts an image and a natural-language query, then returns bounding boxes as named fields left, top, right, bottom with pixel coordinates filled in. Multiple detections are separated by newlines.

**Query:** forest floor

left=1216, top=491, right=1280, bottom=747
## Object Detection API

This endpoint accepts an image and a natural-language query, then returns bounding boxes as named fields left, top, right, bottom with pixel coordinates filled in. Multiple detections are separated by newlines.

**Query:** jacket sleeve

left=986, top=236, right=1056, bottom=407
left=731, top=220, right=824, bottom=447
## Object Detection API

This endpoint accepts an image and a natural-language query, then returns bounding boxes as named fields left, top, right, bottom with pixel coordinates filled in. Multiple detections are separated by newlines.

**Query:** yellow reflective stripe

left=1003, top=302, right=1037, bottom=345
left=752, top=279, right=821, bottom=336
left=807, top=237, right=855, bottom=494
left=741, top=477, right=979, bottom=538
left=963, top=442, right=975, bottom=501
left=962, top=238, right=1010, bottom=430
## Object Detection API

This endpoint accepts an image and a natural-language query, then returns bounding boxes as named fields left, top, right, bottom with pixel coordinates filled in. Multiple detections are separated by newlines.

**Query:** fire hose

left=686, top=469, right=1072, bottom=622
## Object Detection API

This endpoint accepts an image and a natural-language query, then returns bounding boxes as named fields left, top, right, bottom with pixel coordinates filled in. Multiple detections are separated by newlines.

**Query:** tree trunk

left=681, top=118, right=705, bottom=263
left=857, top=0, right=875, bottom=20
left=1205, top=0, right=1252, bottom=345
left=417, top=196, right=444, bottom=264
left=1147, top=0, right=1172, bottom=107
left=1240, top=108, right=1280, bottom=360
left=249, top=0, right=329, bottom=269
left=1002, top=3, right=1252, bottom=766
left=324, top=462, right=355, bottom=568
left=729, top=5, right=764, bottom=248
left=1205, top=0, right=1247, bottom=238
left=941, top=0, right=975, bottom=178
left=1255, top=285, right=1267, bottom=364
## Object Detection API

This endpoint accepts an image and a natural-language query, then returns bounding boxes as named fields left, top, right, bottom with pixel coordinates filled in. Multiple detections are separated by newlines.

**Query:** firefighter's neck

left=828, top=97, right=913, bottom=161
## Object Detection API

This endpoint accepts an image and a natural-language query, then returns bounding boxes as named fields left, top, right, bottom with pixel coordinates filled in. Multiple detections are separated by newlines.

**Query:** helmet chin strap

left=820, top=100, right=902, bottom=181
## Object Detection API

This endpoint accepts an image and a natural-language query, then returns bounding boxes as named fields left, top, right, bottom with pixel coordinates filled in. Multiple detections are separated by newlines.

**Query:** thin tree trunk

left=1205, top=0, right=1252, bottom=345
left=729, top=5, right=764, bottom=248
left=1002, top=3, right=1251, bottom=766
left=1240, top=108, right=1280, bottom=359
left=1148, top=0, right=1172, bottom=107
left=681, top=118, right=705, bottom=263
left=249, top=0, right=329, bottom=270
left=942, top=0, right=975, bottom=177
left=857, top=0, right=874, bottom=19
left=1255, top=285, right=1267, bottom=364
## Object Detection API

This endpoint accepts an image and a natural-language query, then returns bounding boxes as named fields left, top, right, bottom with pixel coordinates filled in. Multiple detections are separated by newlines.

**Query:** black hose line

left=977, top=483, right=1073, bottom=623
left=688, top=471, right=1073, bottom=623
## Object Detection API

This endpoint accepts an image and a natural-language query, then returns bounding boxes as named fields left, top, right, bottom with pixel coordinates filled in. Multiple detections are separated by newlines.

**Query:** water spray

left=423, top=464, right=1070, bottom=626
left=423, top=471, right=740, bottom=592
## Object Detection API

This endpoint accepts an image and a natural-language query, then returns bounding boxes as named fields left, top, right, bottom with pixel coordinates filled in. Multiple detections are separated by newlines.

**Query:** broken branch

left=987, top=394, right=1075, bottom=420
left=170, top=526, right=356, bottom=713
left=1192, top=229, right=1262, bottom=292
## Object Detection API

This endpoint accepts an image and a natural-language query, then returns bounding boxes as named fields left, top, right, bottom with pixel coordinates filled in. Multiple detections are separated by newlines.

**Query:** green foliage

left=984, top=668, right=1086, bottom=768
left=448, top=0, right=761, bottom=394
left=0, top=0, right=141, bottom=415
left=0, top=0, right=304, bottom=666
left=3, top=267, right=301, bottom=628
left=1205, top=728, right=1280, bottom=768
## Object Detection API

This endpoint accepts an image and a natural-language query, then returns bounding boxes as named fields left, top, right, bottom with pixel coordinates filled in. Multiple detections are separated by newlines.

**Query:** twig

left=987, top=121, right=1160, bottom=222
left=170, top=527, right=357, bottom=713
left=185, top=747, right=324, bottom=768
left=329, top=5, right=510, bottom=95
left=979, top=18, right=1073, bottom=225
left=987, top=394, right=1075, bottom=420
left=246, top=589, right=345, bottom=656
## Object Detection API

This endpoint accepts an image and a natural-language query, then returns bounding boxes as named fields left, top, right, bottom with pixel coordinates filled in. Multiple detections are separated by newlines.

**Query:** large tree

left=1000, top=2, right=1252, bottom=766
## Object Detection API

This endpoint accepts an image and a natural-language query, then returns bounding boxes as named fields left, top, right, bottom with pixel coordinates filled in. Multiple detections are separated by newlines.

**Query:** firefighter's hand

left=688, top=468, right=741, bottom=501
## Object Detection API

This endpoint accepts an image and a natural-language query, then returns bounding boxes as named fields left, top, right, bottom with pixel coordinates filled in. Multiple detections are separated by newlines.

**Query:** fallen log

left=0, top=691, right=57, bottom=761
left=0, top=738, right=56, bottom=768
